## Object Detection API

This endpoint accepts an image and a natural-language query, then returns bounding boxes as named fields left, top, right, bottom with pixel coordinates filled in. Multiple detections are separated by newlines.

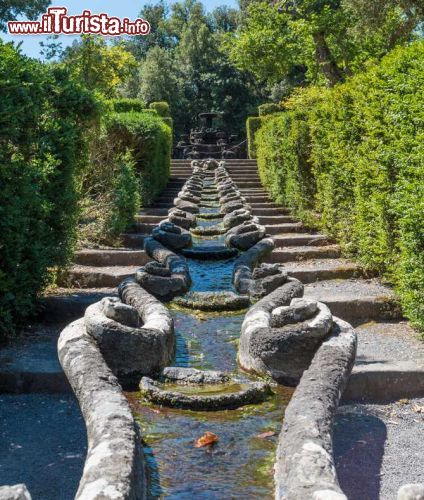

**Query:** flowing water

left=126, top=174, right=292, bottom=499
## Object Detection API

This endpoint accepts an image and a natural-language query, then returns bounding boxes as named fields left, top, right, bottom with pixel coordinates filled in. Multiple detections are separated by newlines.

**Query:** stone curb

left=58, top=318, right=146, bottom=499
left=343, top=359, right=424, bottom=401
left=274, top=317, right=357, bottom=500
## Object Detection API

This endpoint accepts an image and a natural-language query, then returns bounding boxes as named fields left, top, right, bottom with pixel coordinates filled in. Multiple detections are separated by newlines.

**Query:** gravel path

left=0, top=393, right=86, bottom=500
left=334, top=398, right=424, bottom=500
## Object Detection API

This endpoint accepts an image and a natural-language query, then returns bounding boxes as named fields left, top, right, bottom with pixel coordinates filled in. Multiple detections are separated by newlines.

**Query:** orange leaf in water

left=194, top=431, right=219, bottom=448
left=255, top=431, right=276, bottom=439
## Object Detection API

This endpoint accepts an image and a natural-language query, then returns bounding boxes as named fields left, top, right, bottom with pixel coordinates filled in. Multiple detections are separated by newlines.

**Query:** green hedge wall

left=0, top=42, right=98, bottom=337
left=258, top=102, right=283, bottom=116
left=246, top=116, right=263, bottom=159
left=149, top=101, right=171, bottom=117
left=105, top=111, right=172, bottom=206
left=110, top=98, right=146, bottom=113
left=255, top=41, right=424, bottom=331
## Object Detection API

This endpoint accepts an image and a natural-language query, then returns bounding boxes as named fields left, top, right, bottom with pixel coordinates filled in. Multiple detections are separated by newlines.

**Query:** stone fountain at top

left=174, top=112, right=246, bottom=159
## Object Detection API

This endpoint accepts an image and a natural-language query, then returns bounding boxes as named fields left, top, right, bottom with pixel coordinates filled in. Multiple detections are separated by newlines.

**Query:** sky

left=1, top=0, right=238, bottom=59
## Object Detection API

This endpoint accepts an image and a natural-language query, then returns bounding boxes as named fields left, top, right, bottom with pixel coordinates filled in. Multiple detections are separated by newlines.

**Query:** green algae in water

left=158, top=382, right=248, bottom=397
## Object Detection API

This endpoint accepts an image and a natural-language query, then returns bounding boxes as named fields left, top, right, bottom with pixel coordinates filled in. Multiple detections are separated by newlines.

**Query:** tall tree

left=0, top=0, right=50, bottom=31
left=226, top=0, right=423, bottom=87
left=63, top=36, right=136, bottom=98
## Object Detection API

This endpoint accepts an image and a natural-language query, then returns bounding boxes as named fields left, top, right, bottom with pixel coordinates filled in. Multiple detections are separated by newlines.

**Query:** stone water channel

left=126, top=171, right=292, bottom=498
left=56, top=159, right=357, bottom=500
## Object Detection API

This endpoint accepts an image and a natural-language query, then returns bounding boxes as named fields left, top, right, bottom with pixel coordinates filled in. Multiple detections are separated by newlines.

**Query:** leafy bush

left=255, top=41, right=424, bottom=331
left=109, top=153, right=141, bottom=236
left=0, top=42, right=98, bottom=337
left=246, top=116, right=263, bottom=159
left=149, top=101, right=171, bottom=117
left=111, top=98, right=146, bottom=113
left=105, top=111, right=172, bottom=206
left=258, top=103, right=283, bottom=116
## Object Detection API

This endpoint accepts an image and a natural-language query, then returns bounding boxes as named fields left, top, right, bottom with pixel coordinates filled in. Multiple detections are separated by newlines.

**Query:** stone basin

left=182, top=245, right=238, bottom=259
left=139, top=367, right=272, bottom=411
left=172, top=291, right=250, bottom=311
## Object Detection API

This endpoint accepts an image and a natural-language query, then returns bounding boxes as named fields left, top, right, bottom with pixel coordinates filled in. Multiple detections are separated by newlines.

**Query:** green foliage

left=111, top=98, right=146, bottom=113
left=258, top=103, right=283, bottom=116
left=0, top=0, right=50, bottom=31
left=255, top=41, right=424, bottom=330
left=62, top=36, right=136, bottom=98
left=0, top=42, right=98, bottom=337
left=106, top=111, right=172, bottom=205
left=109, top=153, right=141, bottom=237
left=246, top=116, right=263, bottom=159
left=126, top=0, right=266, bottom=138
left=149, top=101, right=171, bottom=117
left=226, top=0, right=423, bottom=87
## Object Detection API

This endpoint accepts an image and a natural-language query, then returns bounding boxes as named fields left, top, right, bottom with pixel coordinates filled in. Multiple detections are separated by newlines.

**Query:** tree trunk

left=312, top=31, right=344, bottom=86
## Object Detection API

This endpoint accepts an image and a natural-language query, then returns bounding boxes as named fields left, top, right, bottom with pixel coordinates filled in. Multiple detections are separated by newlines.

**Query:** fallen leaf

left=256, top=431, right=276, bottom=439
left=412, top=405, right=424, bottom=413
left=194, top=431, right=219, bottom=448
left=398, top=398, right=409, bottom=405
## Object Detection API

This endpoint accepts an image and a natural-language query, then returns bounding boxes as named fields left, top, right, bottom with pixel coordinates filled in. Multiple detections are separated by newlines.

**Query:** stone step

left=122, top=233, right=148, bottom=248
left=258, top=215, right=297, bottom=224
left=263, top=245, right=341, bottom=263
left=265, top=223, right=309, bottom=235
left=171, top=160, right=257, bottom=165
left=132, top=222, right=156, bottom=233
left=134, top=214, right=166, bottom=224
left=150, top=203, right=176, bottom=209
left=250, top=202, right=284, bottom=209
left=60, top=264, right=139, bottom=288
left=252, top=207, right=291, bottom=216
left=279, top=259, right=364, bottom=283
left=303, top=279, right=402, bottom=325
left=227, top=181, right=262, bottom=187
left=139, top=208, right=169, bottom=216
left=75, top=248, right=149, bottom=266
left=273, top=233, right=331, bottom=247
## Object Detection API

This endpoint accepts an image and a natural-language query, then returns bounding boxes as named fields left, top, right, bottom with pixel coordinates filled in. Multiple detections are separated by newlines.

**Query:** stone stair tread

left=303, top=278, right=401, bottom=324
left=305, top=278, right=396, bottom=301
left=263, top=245, right=341, bottom=263
left=70, top=264, right=140, bottom=275
left=75, top=248, right=148, bottom=266
left=355, top=321, right=424, bottom=364
left=278, top=258, right=363, bottom=283
left=281, top=258, right=361, bottom=272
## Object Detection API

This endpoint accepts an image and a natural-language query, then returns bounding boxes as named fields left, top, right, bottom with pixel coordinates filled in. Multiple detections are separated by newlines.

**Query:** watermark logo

left=7, top=7, right=150, bottom=36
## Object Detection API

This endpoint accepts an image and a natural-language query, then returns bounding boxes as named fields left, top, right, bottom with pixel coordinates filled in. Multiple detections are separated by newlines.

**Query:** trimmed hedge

left=105, top=111, right=172, bottom=206
left=0, top=42, right=98, bottom=337
left=149, top=101, right=171, bottom=117
left=246, top=116, right=263, bottom=159
left=111, top=98, right=146, bottom=113
left=255, top=41, right=424, bottom=331
left=258, top=102, right=283, bottom=116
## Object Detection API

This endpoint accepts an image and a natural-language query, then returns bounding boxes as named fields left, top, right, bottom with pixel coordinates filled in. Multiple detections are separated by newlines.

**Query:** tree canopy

left=226, top=0, right=424, bottom=88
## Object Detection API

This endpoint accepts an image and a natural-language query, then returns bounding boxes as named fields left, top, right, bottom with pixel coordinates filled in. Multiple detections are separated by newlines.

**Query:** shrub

left=109, top=152, right=140, bottom=236
left=255, top=41, right=424, bottom=331
left=258, top=102, right=283, bottom=116
left=111, top=98, right=146, bottom=113
left=105, top=111, right=172, bottom=206
left=246, top=116, right=263, bottom=159
left=0, top=42, right=98, bottom=337
left=149, top=101, right=171, bottom=117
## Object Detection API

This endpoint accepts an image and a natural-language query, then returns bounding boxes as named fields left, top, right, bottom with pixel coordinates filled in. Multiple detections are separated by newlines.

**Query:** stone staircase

left=62, top=159, right=403, bottom=327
